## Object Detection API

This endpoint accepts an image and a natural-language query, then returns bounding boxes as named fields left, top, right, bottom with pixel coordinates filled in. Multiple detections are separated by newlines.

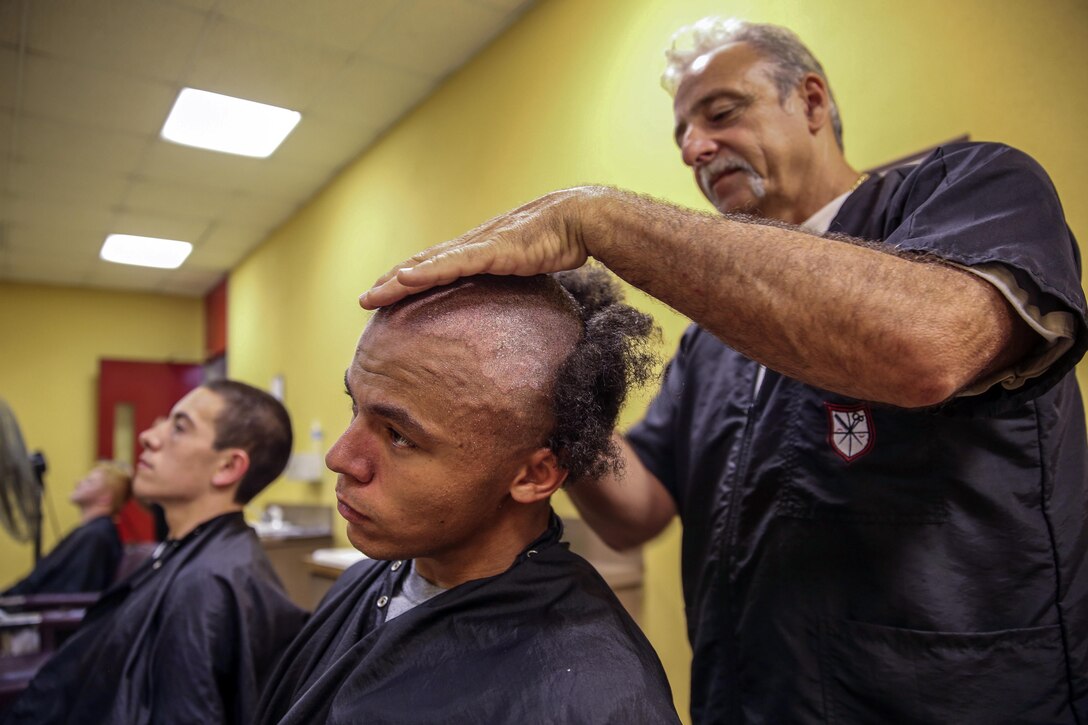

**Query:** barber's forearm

left=566, top=436, right=676, bottom=551
left=581, top=187, right=1031, bottom=407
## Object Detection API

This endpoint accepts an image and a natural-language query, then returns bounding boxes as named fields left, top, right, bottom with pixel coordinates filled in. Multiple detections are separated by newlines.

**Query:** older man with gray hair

left=362, top=17, right=1088, bottom=724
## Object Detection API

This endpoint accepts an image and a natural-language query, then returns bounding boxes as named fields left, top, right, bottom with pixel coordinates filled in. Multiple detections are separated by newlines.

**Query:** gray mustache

left=698, top=156, right=758, bottom=188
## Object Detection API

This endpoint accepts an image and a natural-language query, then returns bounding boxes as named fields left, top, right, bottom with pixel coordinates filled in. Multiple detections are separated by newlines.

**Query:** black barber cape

left=4, top=512, right=307, bottom=725
left=4, top=516, right=121, bottom=595
left=628, top=143, right=1088, bottom=723
left=256, top=515, right=680, bottom=725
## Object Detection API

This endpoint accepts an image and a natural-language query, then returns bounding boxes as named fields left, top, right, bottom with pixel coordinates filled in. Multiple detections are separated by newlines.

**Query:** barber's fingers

left=361, top=240, right=504, bottom=309
left=365, top=207, right=517, bottom=291
left=361, top=208, right=588, bottom=309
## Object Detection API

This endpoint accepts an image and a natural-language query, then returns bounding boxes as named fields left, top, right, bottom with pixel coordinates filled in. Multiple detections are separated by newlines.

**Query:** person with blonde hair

left=3, top=460, right=133, bottom=596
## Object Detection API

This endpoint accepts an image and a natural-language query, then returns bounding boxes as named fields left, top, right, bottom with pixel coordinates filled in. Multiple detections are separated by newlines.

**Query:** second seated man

left=5, top=380, right=308, bottom=725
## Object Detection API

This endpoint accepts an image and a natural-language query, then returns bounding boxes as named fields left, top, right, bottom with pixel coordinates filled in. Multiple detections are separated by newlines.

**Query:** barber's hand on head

left=360, top=187, right=598, bottom=309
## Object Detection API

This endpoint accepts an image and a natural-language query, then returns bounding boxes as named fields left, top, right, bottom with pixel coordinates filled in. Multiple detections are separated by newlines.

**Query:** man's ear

left=509, top=448, right=568, bottom=505
left=798, top=72, right=832, bottom=135
left=211, top=448, right=250, bottom=491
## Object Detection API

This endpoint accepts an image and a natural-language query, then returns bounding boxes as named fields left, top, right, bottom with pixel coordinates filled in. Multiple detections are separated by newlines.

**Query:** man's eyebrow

left=367, top=402, right=431, bottom=442
left=172, top=411, right=194, bottom=429
left=343, top=370, right=434, bottom=442
left=674, top=90, right=750, bottom=146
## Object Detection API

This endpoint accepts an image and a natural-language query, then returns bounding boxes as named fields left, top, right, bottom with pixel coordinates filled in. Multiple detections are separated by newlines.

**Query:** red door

left=97, top=360, right=204, bottom=542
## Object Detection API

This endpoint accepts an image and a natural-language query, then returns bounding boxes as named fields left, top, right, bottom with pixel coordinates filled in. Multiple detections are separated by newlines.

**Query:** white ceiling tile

left=1, top=260, right=92, bottom=287
left=360, top=0, right=502, bottom=77
left=465, top=0, right=534, bottom=12
left=109, top=209, right=212, bottom=244
left=188, top=222, right=269, bottom=269
left=304, top=57, right=435, bottom=133
left=199, top=222, right=268, bottom=253
left=183, top=15, right=350, bottom=111
left=271, top=114, right=383, bottom=169
left=155, top=0, right=219, bottom=12
left=4, top=196, right=115, bottom=230
left=218, top=193, right=293, bottom=228
left=2, top=244, right=98, bottom=288
left=0, top=190, right=16, bottom=219
left=214, top=0, right=402, bottom=54
left=25, top=0, right=207, bottom=83
left=140, top=139, right=271, bottom=191
left=236, top=159, right=332, bottom=202
left=0, top=47, right=20, bottom=112
left=187, top=243, right=245, bottom=268
left=124, top=177, right=234, bottom=220
left=0, top=1, right=23, bottom=45
left=155, top=264, right=224, bottom=295
left=84, top=260, right=171, bottom=292
left=10, top=160, right=130, bottom=207
left=6, top=223, right=109, bottom=256
left=22, top=55, right=178, bottom=135
left=15, top=115, right=150, bottom=174
left=0, top=110, right=13, bottom=168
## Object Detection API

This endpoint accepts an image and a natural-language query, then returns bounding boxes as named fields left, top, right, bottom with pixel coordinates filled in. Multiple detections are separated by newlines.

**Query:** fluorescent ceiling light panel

left=161, top=88, right=301, bottom=158
left=101, top=234, right=193, bottom=269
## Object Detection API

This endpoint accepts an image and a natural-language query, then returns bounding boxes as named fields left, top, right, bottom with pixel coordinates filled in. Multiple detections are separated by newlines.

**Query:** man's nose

left=681, top=127, right=718, bottom=167
left=325, top=426, right=375, bottom=484
left=138, top=417, right=166, bottom=450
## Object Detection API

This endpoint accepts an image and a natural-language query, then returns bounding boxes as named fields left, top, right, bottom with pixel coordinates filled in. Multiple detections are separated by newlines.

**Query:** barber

left=362, top=17, right=1088, bottom=724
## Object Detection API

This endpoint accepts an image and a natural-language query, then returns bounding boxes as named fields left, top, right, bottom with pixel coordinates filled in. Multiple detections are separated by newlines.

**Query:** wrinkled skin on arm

left=361, top=185, right=1036, bottom=409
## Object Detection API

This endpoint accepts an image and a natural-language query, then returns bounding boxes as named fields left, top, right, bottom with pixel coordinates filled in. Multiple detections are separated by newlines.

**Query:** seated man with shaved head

left=256, top=269, right=680, bottom=724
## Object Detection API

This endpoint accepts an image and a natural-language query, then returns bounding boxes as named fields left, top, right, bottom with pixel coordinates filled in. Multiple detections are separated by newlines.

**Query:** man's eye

left=388, top=428, right=413, bottom=449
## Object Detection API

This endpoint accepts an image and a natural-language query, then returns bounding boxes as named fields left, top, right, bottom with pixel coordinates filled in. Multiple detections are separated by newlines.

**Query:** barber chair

left=0, top=592, right=98, bottom=711
left=0, top=542, right=157, bottom=710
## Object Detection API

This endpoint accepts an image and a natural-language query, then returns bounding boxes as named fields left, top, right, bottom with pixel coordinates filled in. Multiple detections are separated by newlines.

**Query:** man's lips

left=337, top=498, right=369, bottom=524
left=699, top=167, right=741, bottom=197
left=709, top=168, right=744, bottom=186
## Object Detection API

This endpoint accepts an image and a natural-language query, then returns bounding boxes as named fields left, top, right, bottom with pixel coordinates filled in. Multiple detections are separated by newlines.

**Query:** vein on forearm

left=586, top=188, right=1021, bottom=406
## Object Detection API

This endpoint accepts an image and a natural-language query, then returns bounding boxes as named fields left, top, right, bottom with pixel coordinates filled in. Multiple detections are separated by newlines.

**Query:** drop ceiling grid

left=0, top=0, right=538, bottom=295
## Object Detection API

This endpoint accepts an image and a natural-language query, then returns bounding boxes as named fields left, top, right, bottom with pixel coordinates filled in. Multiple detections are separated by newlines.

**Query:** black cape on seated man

left=4, top=461, right=131, bottom=597
left=4, top=381, right=307, bottom=725
left=255, top=270, right=680, bottom=724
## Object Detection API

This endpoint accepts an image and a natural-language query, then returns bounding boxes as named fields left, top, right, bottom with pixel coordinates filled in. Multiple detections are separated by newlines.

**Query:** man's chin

left=132, top=478, right=157, bottom=503
left=713, top=195, right=762, bottom=216
left=345, top=526, right=388, bottom=560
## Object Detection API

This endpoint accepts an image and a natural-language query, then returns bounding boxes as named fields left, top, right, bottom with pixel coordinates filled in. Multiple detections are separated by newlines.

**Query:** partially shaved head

left=352, top=268, right=657, bottom=489
left=374, top=275, right=581, bottom=397
left=331, top=269, right=657, bottom=571
left=365, top=275, right=583, bottom=453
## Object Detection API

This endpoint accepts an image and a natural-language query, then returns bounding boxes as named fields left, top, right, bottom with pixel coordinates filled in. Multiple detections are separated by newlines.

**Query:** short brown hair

left=202, top=380, right=293, bottom=504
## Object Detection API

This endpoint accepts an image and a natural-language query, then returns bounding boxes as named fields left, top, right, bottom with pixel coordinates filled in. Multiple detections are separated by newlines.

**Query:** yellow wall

left=0, top=283, right=203, bottom=589
left=229, top=0, right=1088, bottom=720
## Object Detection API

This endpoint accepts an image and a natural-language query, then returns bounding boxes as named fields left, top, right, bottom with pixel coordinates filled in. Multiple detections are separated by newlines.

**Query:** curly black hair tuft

left=548, top=265, right=660, bottom=484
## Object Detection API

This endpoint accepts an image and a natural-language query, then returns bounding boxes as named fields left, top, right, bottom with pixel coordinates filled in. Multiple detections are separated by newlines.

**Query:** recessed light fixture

left=100, top=234, right=193, bottom=269
left=161, top=87, right=301, bottom=158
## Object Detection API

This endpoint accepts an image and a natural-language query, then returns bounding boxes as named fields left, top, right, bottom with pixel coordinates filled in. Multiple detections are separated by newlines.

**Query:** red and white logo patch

left=824, top=403, right=874, bottom=462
